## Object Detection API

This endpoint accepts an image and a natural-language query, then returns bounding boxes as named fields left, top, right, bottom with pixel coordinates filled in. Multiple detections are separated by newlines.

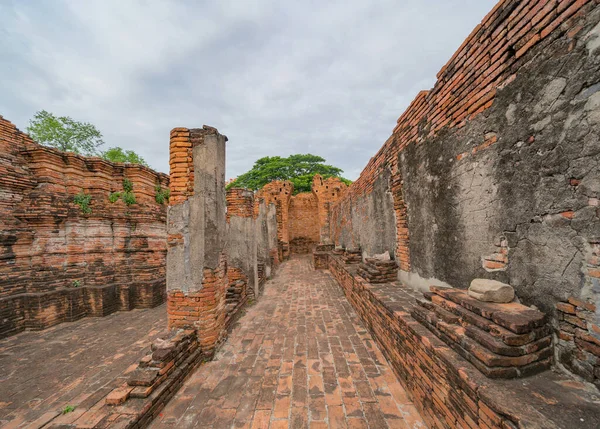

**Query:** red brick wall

left=226, top=188, right=255, bottom=221
left=0, top=115, right=168, bottom=339
left=330, top=0, right=596, bottom=271
left=289, top=192, right=320, bottom=252
left=167, top=254, right=228, bottom=356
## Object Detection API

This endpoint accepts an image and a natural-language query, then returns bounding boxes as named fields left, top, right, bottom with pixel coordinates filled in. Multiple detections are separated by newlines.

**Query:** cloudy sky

left=0, top=0, right=497, bottom=180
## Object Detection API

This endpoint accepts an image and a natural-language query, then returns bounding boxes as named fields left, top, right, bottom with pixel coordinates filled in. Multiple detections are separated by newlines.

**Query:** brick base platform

left=327, top=253, right=600, bottom=429
left=0, top=280, right=165, bottom=339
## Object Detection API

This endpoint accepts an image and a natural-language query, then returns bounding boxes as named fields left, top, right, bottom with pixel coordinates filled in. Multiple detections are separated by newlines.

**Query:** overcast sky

left=0, top=0, right=497, bottom=180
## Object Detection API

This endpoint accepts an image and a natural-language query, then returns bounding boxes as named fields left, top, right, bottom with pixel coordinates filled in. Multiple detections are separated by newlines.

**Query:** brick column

left=167, top=126, right=228, bottom=356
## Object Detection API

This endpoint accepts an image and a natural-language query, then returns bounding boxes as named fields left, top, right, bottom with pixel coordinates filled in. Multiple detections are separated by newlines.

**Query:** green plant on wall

left=108, top=178, right=137, bottom=206
left=155, top=184, right=170, bottom=205
left=73, top=191, right=92, bottom=214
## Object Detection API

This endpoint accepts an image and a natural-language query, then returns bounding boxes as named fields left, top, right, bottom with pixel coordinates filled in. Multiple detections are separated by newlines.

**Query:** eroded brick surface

left=0, top=305, right=167, bottom=428
left=151, top=256, right=425, bottom=429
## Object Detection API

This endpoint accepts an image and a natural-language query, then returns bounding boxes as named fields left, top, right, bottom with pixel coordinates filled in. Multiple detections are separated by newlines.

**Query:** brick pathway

left=151, top=256, right=426, bottom=429
left=0, top=305, right=167, bottom=428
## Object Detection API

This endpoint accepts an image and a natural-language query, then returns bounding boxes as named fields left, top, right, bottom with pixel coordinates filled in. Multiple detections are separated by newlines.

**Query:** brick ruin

left=0, top=115, right=168, bottom=339
left=1, top=0, right=600, bottom=428
left=315, top=0, right=600, bottom=428
left=166, top=126, right=279, bottom=356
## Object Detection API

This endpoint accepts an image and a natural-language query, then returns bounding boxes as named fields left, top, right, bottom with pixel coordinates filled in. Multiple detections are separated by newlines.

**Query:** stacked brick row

left=167, top=255, right=228, bottom=357
left=556, top=296, right=600, bottom=389
left=226, top=188, right=255, bottom=220
left=289, top=237, right=314, bottom=254
left=168, top=128, right=193, bottom=205
left=312, top=243, right=334, bottom=269
left=328, top=0, right=595, bottom=274
left=58, top=329, right=205, bottom=428
left=226, top=268, right=250, bottom=321
left=358, top=258, right=398, bottom=284
left=414, top=287, right=552, bottom=379
left=0, top=115, right=168, bottom=339
left=342, top=248, right=362, bottom=264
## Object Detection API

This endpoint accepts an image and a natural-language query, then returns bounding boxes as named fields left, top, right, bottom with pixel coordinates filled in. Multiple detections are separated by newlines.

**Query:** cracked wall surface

left=401, top=9, right=600, bottom=315
left=328, top=0, right=600, bottom=385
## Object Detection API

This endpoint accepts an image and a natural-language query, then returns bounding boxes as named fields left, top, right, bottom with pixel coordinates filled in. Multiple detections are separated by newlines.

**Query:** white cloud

left=0, top=0, right=498, bottom=179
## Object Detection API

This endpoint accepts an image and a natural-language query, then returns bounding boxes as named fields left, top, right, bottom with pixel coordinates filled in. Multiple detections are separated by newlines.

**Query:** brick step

left=429, top=292, right=551, bottom=346
left=412, top=306, right=552, bottom=379
left=417, top=297, right=552, bottom=357
left=431, top=286, right=546, bottom=334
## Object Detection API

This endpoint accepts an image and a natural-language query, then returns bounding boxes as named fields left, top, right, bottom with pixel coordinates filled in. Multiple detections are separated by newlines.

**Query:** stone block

left=468, top=279, right=514, bottom=303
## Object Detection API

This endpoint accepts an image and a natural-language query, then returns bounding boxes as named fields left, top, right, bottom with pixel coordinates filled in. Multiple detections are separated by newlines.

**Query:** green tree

left=102, top=146, right=148, bottom=166
left=26, top=110, right=104, bottom=155
left=227, top=154, right=352, bottom=194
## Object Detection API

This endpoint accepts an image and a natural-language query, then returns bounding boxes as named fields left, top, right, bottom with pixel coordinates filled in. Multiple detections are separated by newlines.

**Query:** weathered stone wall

left=329, top=0, right=600, bottom=382
left=0, top=115, right=168, bottom=339
left=225, top=188, right=278, bottom=314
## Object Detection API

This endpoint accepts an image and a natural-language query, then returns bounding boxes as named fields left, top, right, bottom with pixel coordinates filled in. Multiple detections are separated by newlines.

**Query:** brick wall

left=556, top=296, right=600, bottom=389
left=167, top=254, right=228, bottom=356
left=328, top=0, right=600, bottom=384
left=167, top=127, right=279, bottom=358
left=330, top=0, right=599, bottom=273
left=226, top=188, right=255, bottom=220
left=288, top=192, right=319, bottom=253
left=0, top=115, right=168, bottom=339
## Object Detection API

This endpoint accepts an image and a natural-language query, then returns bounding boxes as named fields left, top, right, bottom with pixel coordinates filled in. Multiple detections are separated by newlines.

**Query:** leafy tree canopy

left=227, top=154, right=352, bottom=194
left=26, top=110, right=104, bottom=155
left=102, top=146, right=148, bottom=166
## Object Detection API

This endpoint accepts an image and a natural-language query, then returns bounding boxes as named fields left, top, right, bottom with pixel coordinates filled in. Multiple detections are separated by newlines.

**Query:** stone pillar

left=167, top=125, right=228, bottom=356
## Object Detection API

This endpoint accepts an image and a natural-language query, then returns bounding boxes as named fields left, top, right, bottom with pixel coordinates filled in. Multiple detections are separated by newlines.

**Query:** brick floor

left=0, top=305, right=167, bottom=428
left=151, top=256, right=426, bottom=429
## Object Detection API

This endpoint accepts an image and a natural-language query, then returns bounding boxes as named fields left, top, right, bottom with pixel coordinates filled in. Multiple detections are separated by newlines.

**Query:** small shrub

left=108, top=191, right=121, bottom=203
left=73, top=191, right=92, bottom=214
left=155, top=184, right=170, bottom=205
left=108, top=178, right=136, bottom=205
left=62, top=405, right=76, bottom=414
left=122, top=178, right=133, bottom=192
left=72, top=280, right=81, bottom=288
left=122, top=191, right=136, bottom=205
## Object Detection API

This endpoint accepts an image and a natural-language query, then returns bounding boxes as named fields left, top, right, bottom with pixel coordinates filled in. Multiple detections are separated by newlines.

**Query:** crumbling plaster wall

left=401, top=16, right=600, bottom=316
left=330, top=171, right=396, bottom=257
left=167, top=127, right=279, bottom=355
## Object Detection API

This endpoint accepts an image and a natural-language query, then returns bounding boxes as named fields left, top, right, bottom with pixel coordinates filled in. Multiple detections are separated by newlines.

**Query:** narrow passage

left=151, top=255, right=426, bottom=429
